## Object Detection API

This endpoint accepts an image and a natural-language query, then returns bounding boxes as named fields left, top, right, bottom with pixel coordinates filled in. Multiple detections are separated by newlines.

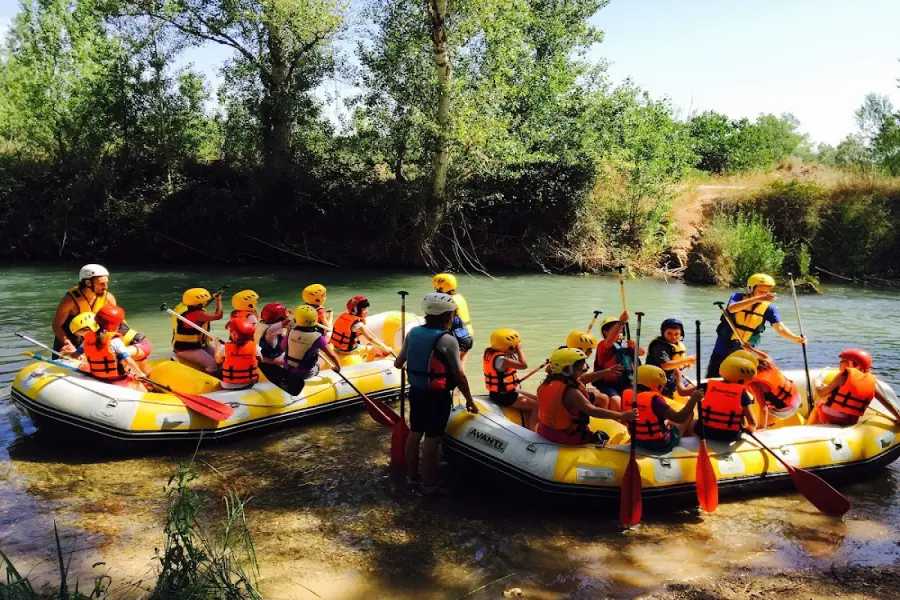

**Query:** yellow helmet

left=637, top=365, right=667, bottom=391
left=549, top=347, right=587, bottom=375
left=232, top=289, right=260, bottom=312
left=182, top=287, right=212, bottom=306
left=747, top=273, right=776, bottom=289
left=490, top=328, right=521, bottom=352
left=69, top=312, right=98, bottom=334
left=293, top=305, right=319, bottom=328
left=432, top=273, right=458, bottom=293
left=566, top=330, right=598, bottom=353
left=720, top=356, right=757, bottom=384
left=728, top=349, right=759, bottom=369
left=600, top=317, right=620, bottom=334
left=302, top=284, right=327, bottom=305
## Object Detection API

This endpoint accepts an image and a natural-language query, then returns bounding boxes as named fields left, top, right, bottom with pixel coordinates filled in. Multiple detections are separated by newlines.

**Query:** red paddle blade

left=789, top=467, right=851, bottom=516
left=175, top=391, right=234, bottom=421
left=619, top=457, right=643, bottom=526
left=696, top=440, right=719, bottom=513
left=391, top=420, right=409, bottom=469
left=361, top=393, right=399, bottom=428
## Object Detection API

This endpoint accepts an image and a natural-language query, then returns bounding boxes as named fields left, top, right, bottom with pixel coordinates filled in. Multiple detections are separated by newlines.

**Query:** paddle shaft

left=746, top=431, right=795, bottom=472
left=616, top=265, right=631, bottom=340
left=162, top=304, right=223, bottom=343
left=399, top=291, right=408, bottom=421
left=585, top=310, right=601, bottom=334
left=16, top=333, right=65, bottom=358
left=630, top=312, right=644, bottom=457
left=519, top=360, right=549, bottom=383
left=695, top=320, right=705, bottom=440
left=789, top=274, right=815, bottom=414
left=321, top=353, right=399, bottom=424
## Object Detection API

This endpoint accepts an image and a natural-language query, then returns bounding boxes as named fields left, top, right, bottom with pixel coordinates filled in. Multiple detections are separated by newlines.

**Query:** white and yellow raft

left=443, top=369, right=900, bottom=504
left=10, top=312, right=420, bottom=442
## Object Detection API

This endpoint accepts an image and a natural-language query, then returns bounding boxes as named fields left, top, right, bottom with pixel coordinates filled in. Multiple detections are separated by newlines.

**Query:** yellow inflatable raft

left=10, top=311, right=420, bottom=442
left=443, top=368, right=900, bottom=504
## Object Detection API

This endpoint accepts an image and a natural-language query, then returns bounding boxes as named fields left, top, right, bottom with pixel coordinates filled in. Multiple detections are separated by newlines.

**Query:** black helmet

left=661, top=318, right=685, bottom=337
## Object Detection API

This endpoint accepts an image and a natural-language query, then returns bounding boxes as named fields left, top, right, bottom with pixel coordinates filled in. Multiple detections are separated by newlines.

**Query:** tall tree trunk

left=424, top=0, right=451, bottom=249
left=262, top=25, right=291, bottom=173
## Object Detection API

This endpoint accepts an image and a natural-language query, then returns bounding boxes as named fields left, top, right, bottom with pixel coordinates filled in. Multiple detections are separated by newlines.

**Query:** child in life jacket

left=216, top=317, right=260, bottom=390
left=231, top=290, right=260, bottom=324
left=810, top=348, right=900, bottom=426
left=624, top=365, right=697, bottom=453
left=593, top=312, right=644, bottom=411
left=68, top=308, right=148, bottom=391
left=282, top=305, right=342, bottom=396
left=330, top=296, right=393, bottom=362
left=256, top=302, right=291, bottom=385
left=692, top=354, right=757, bottom=442
left=565, top=330, right=624, bottom=410
left=731, top=349, right=803, bottom=429
left=646, top=318, right=696, bottom=398
left=482, top=328, right=539, bottom=429
left=301, top=284, right=333, bottom=334
left=536, top=348, right=638, bottom=446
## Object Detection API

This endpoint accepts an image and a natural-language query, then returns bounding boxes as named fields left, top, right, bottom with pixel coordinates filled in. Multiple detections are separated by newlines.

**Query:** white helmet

left=79, top=264, right=110, bottom=281
left=422, top=292, right=457, bottom=316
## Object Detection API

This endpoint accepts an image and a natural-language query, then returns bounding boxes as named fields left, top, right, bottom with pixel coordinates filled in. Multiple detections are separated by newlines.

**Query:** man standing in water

left=706, top=273, right=805, bottom=378
left=395, top=292, right=478, bottom=495
left=52, top=264, right=117, bottom=352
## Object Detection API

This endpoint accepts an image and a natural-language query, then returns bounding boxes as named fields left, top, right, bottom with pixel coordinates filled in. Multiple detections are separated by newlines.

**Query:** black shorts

left=489, top=390, right=519, bottom=407
left=409, top=387, right=453, bottom=438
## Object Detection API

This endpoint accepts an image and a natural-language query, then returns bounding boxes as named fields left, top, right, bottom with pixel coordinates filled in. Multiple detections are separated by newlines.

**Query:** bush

left=687, top=213, right=785, bottom=286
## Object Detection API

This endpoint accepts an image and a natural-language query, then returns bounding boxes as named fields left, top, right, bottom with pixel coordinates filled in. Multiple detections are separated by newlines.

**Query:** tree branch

left=130, top=9, right=258, bottom=67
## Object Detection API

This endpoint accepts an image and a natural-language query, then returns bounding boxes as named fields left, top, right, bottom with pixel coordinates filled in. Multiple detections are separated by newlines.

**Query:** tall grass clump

left=687, top=213, right=785, bottom=287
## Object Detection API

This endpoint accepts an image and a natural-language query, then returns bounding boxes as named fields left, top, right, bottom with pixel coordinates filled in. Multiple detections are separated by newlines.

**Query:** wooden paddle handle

left=519, top=360, right=549, bottom=383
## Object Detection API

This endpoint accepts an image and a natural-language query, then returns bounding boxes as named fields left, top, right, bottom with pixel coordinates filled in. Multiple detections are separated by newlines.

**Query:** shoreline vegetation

left=1, top=1, right=899, bottom=285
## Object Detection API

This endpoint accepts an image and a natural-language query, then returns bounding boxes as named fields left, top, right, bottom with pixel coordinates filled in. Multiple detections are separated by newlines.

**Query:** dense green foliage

left=685, top=213, right=785, bottom=287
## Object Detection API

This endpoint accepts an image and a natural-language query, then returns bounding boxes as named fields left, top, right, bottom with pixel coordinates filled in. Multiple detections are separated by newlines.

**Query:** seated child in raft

left=565, top=330, right=626, bottom=410
left=646, top=318, right=696, bottom=398
left=257, top=302, right=291, bottom=386
left=230, top=289, right=260, bottom=324
left=691, top=354, right=758, bottom=443
left=216, top=317, right=260, bottom=390
left=810, top=348, right=900, bottom=426
left=593, top=311, right=644, bottom=411
left=483, top=328, right=539, bottom=429
left=282, top=305, right=342, bottom=396
left=729, top=350, right=803, bottom=429
left=330, top=296, right=393, bottom=362
left=66, top=310, right=148, bottom=392
left=623, top=365, right=697, bottom=453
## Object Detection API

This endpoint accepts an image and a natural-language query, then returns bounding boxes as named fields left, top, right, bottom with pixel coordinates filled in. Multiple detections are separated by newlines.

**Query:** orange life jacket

left=537, top=378, right=587, bottom=434
left=82, top=331, right=126, bottom=381
left=700, top=380, right=745, bottom=432
left=623, top=389, right=668, bottom=441
left=483, top=348, right=520, bottom=394
left=331, top=312, right=362, bottom=352
left=222, top=341, right=258, bottom=386
left=750, top=366, right=798, bottom=411
left=824, top=367, right=876, bottom=418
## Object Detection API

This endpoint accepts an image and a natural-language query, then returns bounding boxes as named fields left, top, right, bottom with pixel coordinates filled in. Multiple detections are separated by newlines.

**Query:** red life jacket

left=537, top=378, right=586, bottom=434
left=83, top=331, right=126, bottom=381
left=222, top=341, right=258, bottom=386
left=700, top=380, right=745, bottom=432
left=623, top=389, right=668, bottom=441
left=750, top=365, right=799, bottom=411
left=483, top=348, right=520, bottom=394
left=825, top=367, right=876, bottom=418
left=331, top=312, right=362, bottom=352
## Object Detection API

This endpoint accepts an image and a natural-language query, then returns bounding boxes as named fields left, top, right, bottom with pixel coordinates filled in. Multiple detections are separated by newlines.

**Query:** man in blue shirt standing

left=706, top=273, right=806, bottom=378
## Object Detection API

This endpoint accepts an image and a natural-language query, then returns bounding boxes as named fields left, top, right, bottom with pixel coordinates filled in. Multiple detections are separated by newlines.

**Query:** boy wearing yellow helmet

left=433, top=273, right=474, bottom=357
left=692, top=355, right=758, bottom=442
left=707, top=273, right=806, bottom=378
left=301, top=284, right=332, bottom=333
left=282, top=305, right=342, bottom=396
left=482, top=328, right=539, bottom=429
left=592, top=311, right=643, bottom=411
left=536, top=348, right=638, bottom=445
left=173, top=287, right=223, bottom=374
left=624, top=365, right=698, bottom=453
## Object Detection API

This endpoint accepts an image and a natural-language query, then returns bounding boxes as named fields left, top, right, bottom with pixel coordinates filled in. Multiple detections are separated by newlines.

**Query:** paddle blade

left=695, top=440, right=719, bottom=513
left=789, top=467, right=851, bottom=516
left=175, top=391, right=234, bottom=421
left=362, top=393, right=398, bottom=428
left=391, top=420, right=409, bottom=469
left=619, top=457, right=643, bottom=526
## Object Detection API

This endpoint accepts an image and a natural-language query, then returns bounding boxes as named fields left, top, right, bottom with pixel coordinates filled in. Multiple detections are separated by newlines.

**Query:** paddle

left=321, top=354, right=400, bottom=428
left=788, top=273, right=815, bottom=415
left=745, top=430, right=850, bottom=516
left=15, top=333, right=66, bottom=358
left=161, top=303, right=223, bottom=344
left=620, top=311, right=643, bottom=526
left=391, top=291, right=410, bottom=469
left=712, top=302, right=771, bottom=361
left=22, top=351, right=233, bottom=421
left=585, top=310, right=602, bottom=334
left=616, top=265, right=631, bottom=340
left=518, top=359, right=550, bottom=383
left=694, top=320, right=719, bottom=513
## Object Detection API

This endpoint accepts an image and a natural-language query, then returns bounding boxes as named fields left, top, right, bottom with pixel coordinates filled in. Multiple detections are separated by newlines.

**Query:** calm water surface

left=2, top=265, right=900, bottom=599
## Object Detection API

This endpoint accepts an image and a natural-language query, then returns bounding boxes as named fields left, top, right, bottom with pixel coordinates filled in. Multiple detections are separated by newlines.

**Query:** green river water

left=2, top=265, right=900, bottom=599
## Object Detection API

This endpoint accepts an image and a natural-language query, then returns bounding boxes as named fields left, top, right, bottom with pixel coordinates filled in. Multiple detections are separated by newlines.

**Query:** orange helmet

left=839, top=348, right=872, bottom=372
left=96, top=305, right=125, bottom=331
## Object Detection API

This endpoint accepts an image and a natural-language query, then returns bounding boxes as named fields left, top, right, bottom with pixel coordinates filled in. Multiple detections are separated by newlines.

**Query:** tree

left=855, top=93, right=894, bottom=145
left=122, top=0, right=346, bottom=171
left=833, top=133, right=872, bottom=167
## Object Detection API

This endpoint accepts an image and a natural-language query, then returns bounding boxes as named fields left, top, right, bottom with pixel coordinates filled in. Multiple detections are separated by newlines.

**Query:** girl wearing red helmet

left=810, top=348, right=900, bottom=425
left=216, top=317, right=260, bottom=389
left=256, top=302, right=291, bottom=386
left=330, top=296, right=393, bottom=362
left=68, top=306, right=148, bottom=391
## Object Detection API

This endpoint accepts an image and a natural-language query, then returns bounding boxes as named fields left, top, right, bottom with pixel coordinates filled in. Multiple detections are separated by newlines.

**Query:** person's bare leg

left=405, top=431, right=424, bottom=481
left=421, top=436, right=442, bottom=487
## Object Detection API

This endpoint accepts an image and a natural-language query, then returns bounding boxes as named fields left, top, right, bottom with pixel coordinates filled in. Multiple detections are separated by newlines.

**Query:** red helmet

left=260, top=302, right=288, bottom=324
left=96, top=305, right=125, bottom=331
left=227, top=317, right=255, bottom=341
left=347, top=295, right=369, bottom=316
left=839, top=348, right=872, bottom=372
